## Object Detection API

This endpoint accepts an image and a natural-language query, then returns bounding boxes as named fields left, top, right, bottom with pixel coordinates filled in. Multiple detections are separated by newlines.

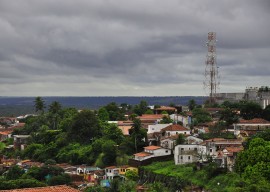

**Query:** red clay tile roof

left=144, top=145, right=161, bottom=150
left=155, top=106, right=176, bottom=111
left=186, top=112, right=193, bottom=116
left=134, top=152, right=152, bottom=157
left=0, top=185, right=79, bottom=192
left=205, top=108, right=224, bottom=112
left=160, top=134, right=179, bottom=141
left=0, top=130, right=12, bottom=135
left=238, top=118, right=270, bottom=124
left=225, top=146, right=243, bottom=153
left=105, top=166, right=117, bottom=169
left=117, top=121, right=133, bottom=125
left=161, top=124, right=189, bottom=132
left=138, top=114, right=166, bottom=120
left=10, top=123, right=25, bottom=129
left=205, top=138, right=242, bottom=145
left=205, top=138, right=227, bottom=142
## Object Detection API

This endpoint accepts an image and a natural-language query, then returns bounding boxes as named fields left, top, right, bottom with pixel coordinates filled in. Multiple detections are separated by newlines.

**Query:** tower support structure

left=204, top=32, right=219, bottom=104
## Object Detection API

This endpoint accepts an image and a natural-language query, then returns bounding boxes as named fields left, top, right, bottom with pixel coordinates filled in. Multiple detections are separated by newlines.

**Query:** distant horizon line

left=0, top=95, right=208, bottom=97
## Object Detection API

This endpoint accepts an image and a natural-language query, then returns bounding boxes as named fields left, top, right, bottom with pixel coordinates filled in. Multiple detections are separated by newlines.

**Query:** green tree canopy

left=133, top=100, right=148, bottom=116
left=6, top=165, right=24, bottom=180
left=239, top=101, right=263, bottom=120
left=34, top=97, right=46, bottom=114
left=101, top=122, right=124, bottom=144
left=262, top=105, right=270, bottom=121
left=219, top=108, right=239, bottom=127
left=188, top=99, right=197, bottom=111
left=104, top=102, right=125, bottom=121
left=68, top=110, right=101, bottom=144
left=129, top=119, right=147, bottom=153
left=235, top=137, right=270, bottom=182
left=98, top=107, right=110, bottom=121
left=159, top=116, right=173, bottom=124
left=101, top=140, right=117, bottom=166
left=176, top=134, right=186, bottom=145
left=192, top=108, right=212, bottom=125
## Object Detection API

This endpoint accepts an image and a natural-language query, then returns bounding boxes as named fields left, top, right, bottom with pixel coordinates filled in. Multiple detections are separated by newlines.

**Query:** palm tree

left=34, top=96, right=46, bottom=114
left=49, top=101, right=62, bottom=114
left=49, top=101, right=62, bottom=129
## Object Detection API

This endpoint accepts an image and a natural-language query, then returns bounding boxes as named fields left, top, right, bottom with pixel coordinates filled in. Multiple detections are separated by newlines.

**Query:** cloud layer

left=0, top=0, right=269, bottom=96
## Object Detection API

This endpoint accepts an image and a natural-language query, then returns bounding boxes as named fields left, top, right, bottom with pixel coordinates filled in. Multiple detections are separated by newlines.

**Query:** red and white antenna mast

left=204, top=32, right=219, bottom=104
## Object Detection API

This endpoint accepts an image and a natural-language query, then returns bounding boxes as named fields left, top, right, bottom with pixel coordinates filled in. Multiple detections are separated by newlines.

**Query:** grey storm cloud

left=0, top=0, right=269, bottom=96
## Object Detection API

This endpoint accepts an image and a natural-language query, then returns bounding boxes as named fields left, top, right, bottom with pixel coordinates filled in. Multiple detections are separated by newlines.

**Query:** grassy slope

left=142, top=161, right=244, bottom=192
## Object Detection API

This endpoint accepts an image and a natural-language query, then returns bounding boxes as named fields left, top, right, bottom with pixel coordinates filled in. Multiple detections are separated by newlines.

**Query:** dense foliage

left=0, top=165, right=70, bottom=190
left=3, top=98, right=150, bottom=168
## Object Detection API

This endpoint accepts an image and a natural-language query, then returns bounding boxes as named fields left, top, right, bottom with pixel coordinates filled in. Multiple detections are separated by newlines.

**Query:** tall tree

left=68, top=110, right=101, bottom=144
left=98, top=107, right=110, bottom=122
left=129, top=119, right=147, bottom=152
left=104, top=102, right=125, bottom=121
left=34, top=97, right=46, bottom=114
left=240, top=101, right=263, bottom=120
left=133, top=100, right=148, bottom=116
left=101, top=122, right=124, bottom=144
left=48, top=101, right=62, bottom=129
left=192, top=108, right=212, bottom=125
left=49, top=101, right=62, bottom=114
left=219, top=108, right=239, bottom=128
left=101, top=140, right=117, bottom=166
left=188, top=99, right=197, bottom=111
left=262, top=105, right=270, bottom=121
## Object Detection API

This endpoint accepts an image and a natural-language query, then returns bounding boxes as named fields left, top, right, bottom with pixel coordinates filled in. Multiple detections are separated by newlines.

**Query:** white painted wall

left=147, top=123, right=171, bottom=134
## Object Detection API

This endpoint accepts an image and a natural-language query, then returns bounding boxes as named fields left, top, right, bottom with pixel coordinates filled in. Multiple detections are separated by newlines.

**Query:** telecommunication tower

left=204, top=32, right=219, bottom=104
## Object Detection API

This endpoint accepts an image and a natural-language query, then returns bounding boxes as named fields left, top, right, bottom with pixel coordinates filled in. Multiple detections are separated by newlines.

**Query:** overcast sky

left=0, top=0, right=269, bottom=96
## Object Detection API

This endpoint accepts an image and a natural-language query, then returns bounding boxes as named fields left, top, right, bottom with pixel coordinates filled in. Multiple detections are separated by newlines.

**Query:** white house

left=170, top=114, right=192, bottom=127
left=221, top=146, right=243, bottom=171
left=160, top=136, right=177, bottom=150
left=76, top=166, right=100, bottom=175
left=161, top=124, right=190, bottom=137
left=134, top=145, right=171, bottom=161
left=0, top=130, right=12, bottom=142
left=204, top=138, right=242, bottom=157
left=174, top=144, right=207, bottom=165
left=105, top=166, right=120, bottom=180
left=147, top=123, right=172, bottom=134
left=144, top=145, right=171, bottom=156
left=234, top=118, right=270, bottom=137
left=13, top=135, right=30, bottom=150
left=64, top=166, right=77, bottom=175
left=186, top=136, right=203, bottom=145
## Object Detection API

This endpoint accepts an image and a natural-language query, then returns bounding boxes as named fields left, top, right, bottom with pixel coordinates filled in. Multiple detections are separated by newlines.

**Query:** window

left=166, top=150, right=168, bottom=153
left=210, top=148, right=213, bottom=153
left=184, top=132, right=186, bottom=134
left=180, top=156, right=183, bottom=159
left=194, top=148, right=197, bottom=151
left=188, top=156, right=190, bottom=160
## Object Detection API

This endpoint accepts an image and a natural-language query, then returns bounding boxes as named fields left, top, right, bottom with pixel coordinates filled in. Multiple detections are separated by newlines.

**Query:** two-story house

left=105, top=166, right=120, bottom=180
left=174, top=144, right=207, bottom=165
